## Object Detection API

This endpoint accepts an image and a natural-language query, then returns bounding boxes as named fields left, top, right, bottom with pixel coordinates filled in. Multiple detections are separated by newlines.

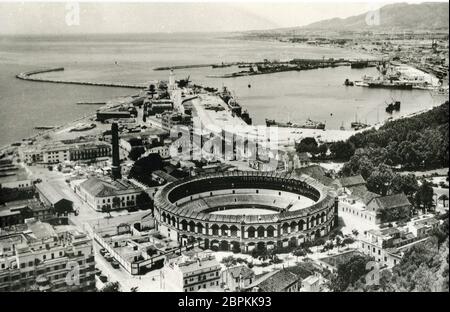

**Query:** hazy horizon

left=0, top=1, right=434, bottom=35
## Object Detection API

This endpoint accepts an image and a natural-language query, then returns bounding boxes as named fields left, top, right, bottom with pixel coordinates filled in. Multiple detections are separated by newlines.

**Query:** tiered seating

left=180, top=193, right=313, bottom=213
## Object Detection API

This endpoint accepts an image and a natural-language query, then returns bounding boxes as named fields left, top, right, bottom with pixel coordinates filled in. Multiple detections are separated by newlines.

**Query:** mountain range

left=253, top=2, right=449, bottom=33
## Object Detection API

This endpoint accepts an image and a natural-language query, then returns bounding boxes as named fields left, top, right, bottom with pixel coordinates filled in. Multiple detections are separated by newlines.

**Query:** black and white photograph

left=0, top=0, right=448, bottom=297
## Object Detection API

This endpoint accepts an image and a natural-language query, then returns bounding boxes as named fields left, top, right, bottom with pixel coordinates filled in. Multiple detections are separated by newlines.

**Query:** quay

left=16, top=67, right=146, bottom=89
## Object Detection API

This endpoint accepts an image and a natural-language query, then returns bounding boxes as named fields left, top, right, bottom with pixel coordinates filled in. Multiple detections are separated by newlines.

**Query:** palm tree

left=439, top=194, right=449, bottom=208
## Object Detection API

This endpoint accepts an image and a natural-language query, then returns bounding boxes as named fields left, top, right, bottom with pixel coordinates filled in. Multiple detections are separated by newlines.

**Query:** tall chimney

left=111, top=122, right=121, bottom=180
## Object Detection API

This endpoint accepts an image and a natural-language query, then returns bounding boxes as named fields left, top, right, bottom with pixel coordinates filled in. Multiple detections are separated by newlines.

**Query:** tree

left=317, top=144, right=328, bottom=159
left=341, top=154, right=374, bottom=180
left=296, top=137, right=318, bottom=154
left=136, top=191, right=153, bottom=213
left=293, top=248, right=307, bottom=261
left=430, top=217, right=449, bottom=250
left=128, top=146, right=145, bottom=161
left=438, top=194, right=449, bottom=207
left=102, top=204, right=112, bottom=218
left=378, top=205, right=410, bottom=223
left=414, top=180, right=434, bottom=213
left=128, top=153, right=163, bottom=184
left=100, top=281, right=121, bottom=292
left=112, top=196, right=121, bottom=210
left=330, top=141, right=355, bottom=161
left=388, top=240, right=445, bottom=292
left=329, top=254, right=372, bottom=291
left=391, top=174, right=419, bottom=197
left=366, top=164, right=395, bottom=196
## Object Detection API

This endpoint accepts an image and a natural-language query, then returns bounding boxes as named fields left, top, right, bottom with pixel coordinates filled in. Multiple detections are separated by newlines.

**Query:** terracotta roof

left=245, top=269, right=299, bottom=292
left=225, top=265, right=255, bottom=280
left=339, top=175, right=366, bottom=188
left=293, top=165, right=334, bottom=187
left=373, top=193, right=411, bottom=211
left=80, top=177, right=141, bottom=197
left=35, top=182, right=69, bottom=205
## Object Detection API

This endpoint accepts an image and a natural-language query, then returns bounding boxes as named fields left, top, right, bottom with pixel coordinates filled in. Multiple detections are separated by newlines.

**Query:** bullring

left=154, top=171, right=338, bottom=253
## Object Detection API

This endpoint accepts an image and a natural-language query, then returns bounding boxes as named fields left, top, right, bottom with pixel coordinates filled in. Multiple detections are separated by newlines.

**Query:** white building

left=160, top=250, right=221, bottom=292
left=76, top=177, right=142, bottom=211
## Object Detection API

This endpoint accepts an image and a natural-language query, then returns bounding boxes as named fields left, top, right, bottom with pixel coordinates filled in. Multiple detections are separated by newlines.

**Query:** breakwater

left=154, top=63, right=241, bottom=71
left=16, top=67, right=146, bottom=89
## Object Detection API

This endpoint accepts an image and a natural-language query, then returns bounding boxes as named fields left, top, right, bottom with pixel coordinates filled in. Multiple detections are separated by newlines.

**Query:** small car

left=111, top=260, right=120, bottom=269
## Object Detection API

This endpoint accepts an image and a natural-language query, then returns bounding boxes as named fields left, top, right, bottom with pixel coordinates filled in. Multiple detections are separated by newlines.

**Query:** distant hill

left=302, top=2, right=449, bottom=31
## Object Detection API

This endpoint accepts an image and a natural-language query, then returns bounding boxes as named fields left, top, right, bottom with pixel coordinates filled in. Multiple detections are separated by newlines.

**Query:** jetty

left=34, top=126, right=56, bottom=130
left=76, top=102, right=107, bottom=105
left=16, top=68, right=146, bottom=89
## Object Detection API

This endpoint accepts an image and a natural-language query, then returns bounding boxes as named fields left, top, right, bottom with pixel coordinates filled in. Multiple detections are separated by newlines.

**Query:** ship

left=351, top=60, right=369, bottom=69
left=367, top=81, right=413, bottom=90
left=212, top=63, right=232, bottom=68
left=70, top=123, right=97, bottom=132
left=241, top=110, right=252, bottom=125
left=385, top=100, right=401, bottom=113
left=219, top=86, right=242, bottom=117
left=344, top=78, right=354, bottom=86
left=266, top=118, right=326, bottom=130
left=350, top=121, right=370, bottom=130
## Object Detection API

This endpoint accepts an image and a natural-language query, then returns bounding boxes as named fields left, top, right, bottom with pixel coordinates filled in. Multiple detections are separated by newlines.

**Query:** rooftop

left=35, top=181, right=71, bottom=205
left=373, top=193, right=411, bottom=210
left=80, top=177, right=142, bottom=197
left=339, top=175, right=366, bottom=188
left=245, top=269, right=299, bottom=292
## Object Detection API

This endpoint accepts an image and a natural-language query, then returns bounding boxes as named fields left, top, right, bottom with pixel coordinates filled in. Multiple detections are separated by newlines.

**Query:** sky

left=0, top=1, right=442, bottom=34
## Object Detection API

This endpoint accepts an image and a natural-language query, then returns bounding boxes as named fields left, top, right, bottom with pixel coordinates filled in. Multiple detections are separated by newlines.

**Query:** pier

left=16, top=67, right=146, bottom=89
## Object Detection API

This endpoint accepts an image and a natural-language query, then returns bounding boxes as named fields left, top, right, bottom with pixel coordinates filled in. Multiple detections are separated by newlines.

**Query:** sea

left=0, top=33, right=447, bottom=147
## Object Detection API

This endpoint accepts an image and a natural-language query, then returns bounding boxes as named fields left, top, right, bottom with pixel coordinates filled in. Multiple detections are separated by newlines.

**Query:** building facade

left=160, top=251, right=221, bottom=292
left=21, top=142, right=112, bottom=164
left=0, top=221, right=95, bottom=292
left=76, top=177, right=142, bottom=211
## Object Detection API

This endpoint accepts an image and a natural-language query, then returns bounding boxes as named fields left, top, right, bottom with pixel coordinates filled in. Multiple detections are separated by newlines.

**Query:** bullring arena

left=154, top=171, right=338, bottom=253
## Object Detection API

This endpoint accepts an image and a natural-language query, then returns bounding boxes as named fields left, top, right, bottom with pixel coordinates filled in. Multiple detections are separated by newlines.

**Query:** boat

left=266, top=118, right=325, bottom=130
left=354, top=81, right=369, bottom=87
left=367, top=81, right=413, bottom=90
left=212, top=63, right=232, bottom=68
left=351, top=60, right=369, bottom=68
left=351, top=121, right=370, bottom=130
left=70, top=123, right=96, bottom=132
left=344, top=78, right=354, bottom=86
left=34, top=126, right=55, bottom=130
left=219, top=86, right=243, bottom=116
left=385, top=100, right=401, bottom=113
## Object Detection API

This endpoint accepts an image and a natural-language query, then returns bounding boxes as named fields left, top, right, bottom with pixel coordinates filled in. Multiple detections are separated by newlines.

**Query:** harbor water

left=0, top=33, right=446, bottom=147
